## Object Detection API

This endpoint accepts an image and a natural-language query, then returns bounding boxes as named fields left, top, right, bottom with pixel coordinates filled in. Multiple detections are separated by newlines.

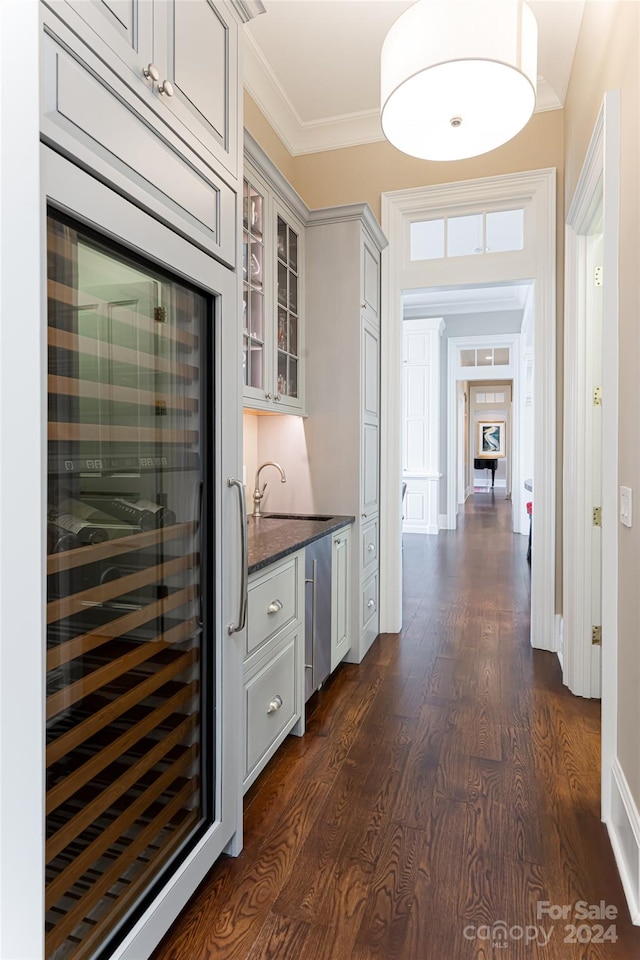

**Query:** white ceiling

left=245, top=0, right=585, bottom=155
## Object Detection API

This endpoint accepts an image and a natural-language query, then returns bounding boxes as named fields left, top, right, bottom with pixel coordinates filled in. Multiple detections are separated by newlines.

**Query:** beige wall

left=564, top=1, right=640, bottom=806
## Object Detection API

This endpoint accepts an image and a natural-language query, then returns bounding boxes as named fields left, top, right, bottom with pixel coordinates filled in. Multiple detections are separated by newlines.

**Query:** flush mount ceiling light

left=380, top=0, right=538, bottom=161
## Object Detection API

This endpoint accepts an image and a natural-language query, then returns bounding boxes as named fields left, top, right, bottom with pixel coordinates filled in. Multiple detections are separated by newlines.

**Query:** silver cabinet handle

left=305, top=559, right=317, bottom=676
left=267, top=695, right=283, bottom=715
left=267, top=599, right=283, bottom=615
left=143, top=63, right=160, bottom=82
left=227, top=478, right=248, bottom=635
left=158, top=79, right=174, bottom=97
left=367, top=543, right=375, bottom=552
left=367, top=598, right=375, bottom=609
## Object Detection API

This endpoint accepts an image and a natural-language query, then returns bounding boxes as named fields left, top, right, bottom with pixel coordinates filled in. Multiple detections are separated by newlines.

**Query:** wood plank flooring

left=152, top=496, right=640, bottom=959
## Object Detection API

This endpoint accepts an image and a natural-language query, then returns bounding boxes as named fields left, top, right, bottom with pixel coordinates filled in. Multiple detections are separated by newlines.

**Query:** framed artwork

left=477, top=420, right=505, bottom=458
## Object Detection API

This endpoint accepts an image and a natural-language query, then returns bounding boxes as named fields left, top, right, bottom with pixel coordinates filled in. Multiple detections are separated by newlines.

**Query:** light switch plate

left=620, top=486, right=632, bottom=527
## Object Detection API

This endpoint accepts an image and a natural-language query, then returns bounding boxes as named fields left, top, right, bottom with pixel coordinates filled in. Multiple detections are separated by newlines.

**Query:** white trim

left=0, top=5, right=44, bottom=958
left=608, top=759, right=640, bottom=925
left=555, top=614, right=564, bottom=664
left=381, top=169, right=556, bottom=652
left=562, top=93, right=620, bottom=824
left=438, top=513, right=449, bottom=530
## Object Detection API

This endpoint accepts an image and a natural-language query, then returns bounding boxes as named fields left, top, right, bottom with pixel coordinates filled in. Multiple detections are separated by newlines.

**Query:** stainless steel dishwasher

left=305, top=533, right=332, bottom=701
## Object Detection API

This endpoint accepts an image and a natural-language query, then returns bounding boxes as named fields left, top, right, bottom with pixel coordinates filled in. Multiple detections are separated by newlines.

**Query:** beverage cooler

left=42, top=153, right=243, bottom=960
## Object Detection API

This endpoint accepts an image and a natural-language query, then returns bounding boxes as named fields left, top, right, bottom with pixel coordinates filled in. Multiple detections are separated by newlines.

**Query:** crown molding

left=307, top=202, right=387, bottom=250
left=232, top=0, right=265, bottom=24
left=244, top=33, right=562, bottom=155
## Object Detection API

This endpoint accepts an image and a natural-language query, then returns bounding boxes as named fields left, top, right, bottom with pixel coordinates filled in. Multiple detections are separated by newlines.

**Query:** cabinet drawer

left=361, top=517, right=379, bottom=575
left=41, top=26, right=236, bottom=268
left=361, top=571, right=379, bottom=630
left=247, top=556, right=298, bottom=658
left=245, top=637, right=297, bottom=777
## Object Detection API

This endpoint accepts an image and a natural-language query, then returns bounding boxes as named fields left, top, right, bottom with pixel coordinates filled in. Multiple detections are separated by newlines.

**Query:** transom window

left=410, top=208, right=524, bottom=261
left=460, top=347, right=510, bottom=368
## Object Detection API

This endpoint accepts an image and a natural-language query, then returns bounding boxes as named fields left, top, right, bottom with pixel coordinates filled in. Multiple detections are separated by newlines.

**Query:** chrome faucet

left=252, top=461, right=287, bottom=517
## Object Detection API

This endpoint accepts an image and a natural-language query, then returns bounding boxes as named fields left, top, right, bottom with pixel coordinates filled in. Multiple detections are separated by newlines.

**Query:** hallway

left=153, top=498, right=640, bottom=959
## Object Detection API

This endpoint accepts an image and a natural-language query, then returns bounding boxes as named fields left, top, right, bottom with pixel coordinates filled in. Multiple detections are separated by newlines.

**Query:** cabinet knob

left=367, top=598, right=375, bottom=609
left=361, top=301, right=367, bottom=309
left=158, top=79, right=174, bottom=97
left=367, top=543, right=375, bottom=552
left=274, top=394, right=281, bottom=402
left=335, top=537, right=341, bottom=545
left=267, top=599, right=283, bottom=615
left=265, top=392, right=272, bottom=400
left=143, top=63, right=160, bottom=82
left=361, top=513, right=368, bottom=519
left=266, top=695, right=283, bottom=715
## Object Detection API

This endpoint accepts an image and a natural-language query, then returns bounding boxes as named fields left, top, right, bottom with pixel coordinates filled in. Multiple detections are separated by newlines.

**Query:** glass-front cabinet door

left=242, top=175, right=266, bottom=404
left=276, top=211, right=301, bottom=406
left=241, top=154, right=305, bottom=414
left=46, top=209, right=214, bottom=960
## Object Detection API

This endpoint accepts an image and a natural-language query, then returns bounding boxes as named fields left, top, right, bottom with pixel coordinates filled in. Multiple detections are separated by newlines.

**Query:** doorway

left=381, top=169, right=557, bottom=652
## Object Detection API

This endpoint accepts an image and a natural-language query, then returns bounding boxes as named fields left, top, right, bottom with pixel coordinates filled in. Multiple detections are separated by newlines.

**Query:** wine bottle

left=58, top=498, right=114, bottom=523
left=47, top=522, right=81, bottom=554
left=49, top=511, right=109, bottom=545
left=107, top=497, right=176, bottom=531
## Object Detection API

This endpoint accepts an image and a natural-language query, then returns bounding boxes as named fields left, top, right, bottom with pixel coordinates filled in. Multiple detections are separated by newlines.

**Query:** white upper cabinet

left=50, top=0, right=239, bottom=181
left=41, top=1, right=242, bottom=267
left=243, top=134, right=308, bottom=414
left=361, top=236, right=380, bottom=328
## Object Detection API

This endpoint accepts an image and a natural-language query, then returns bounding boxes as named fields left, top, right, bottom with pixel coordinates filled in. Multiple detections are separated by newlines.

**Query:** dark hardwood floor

left=152, top=495, right=640, bottom=959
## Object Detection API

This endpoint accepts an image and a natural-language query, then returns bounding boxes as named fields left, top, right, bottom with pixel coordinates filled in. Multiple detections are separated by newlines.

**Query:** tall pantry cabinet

left=0, top=3, right=261, bottom=960
left=305, top=206, right=387, bottom=663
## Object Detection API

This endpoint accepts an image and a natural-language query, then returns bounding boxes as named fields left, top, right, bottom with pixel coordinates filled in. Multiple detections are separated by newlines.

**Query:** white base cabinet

left=243, top=552, right=305, bottom=793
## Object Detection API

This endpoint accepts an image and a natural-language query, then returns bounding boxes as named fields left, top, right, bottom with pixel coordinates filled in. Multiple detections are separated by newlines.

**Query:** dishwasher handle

left=227, top=477, right=248, bottom=635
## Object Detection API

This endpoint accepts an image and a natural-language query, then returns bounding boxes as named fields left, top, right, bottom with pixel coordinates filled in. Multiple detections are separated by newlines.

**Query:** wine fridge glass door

left=46, top=209, right=213, bottom=960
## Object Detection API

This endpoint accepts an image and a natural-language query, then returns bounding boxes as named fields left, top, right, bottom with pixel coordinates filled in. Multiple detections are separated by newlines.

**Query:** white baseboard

left=473, top=479, right=508, bottom=490
left=608, top=759, right=640, bottom=925
left=438, top=513, right=450, bottom=530
left=403, top=522, right=439, bottom=536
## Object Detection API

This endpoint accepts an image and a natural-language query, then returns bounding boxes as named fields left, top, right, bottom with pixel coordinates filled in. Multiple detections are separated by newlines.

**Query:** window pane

left=486, top=209, right=524, bottom=252
left=494, top=347, right=510, bottom=365
left=477, top=350, right=493, bottom=366
left=460, top=349, right=476, bottom=367
left=410, top=219, right=444, bottom=260
left=447, top=214, right=483, bottom=257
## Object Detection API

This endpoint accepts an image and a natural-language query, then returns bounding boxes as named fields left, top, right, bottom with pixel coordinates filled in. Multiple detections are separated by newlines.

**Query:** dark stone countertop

left=248, top=513, right=355, bottom=575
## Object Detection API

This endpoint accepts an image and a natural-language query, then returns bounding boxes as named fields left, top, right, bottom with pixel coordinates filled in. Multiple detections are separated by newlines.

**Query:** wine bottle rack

left=46, top=212, right=209, bottom=960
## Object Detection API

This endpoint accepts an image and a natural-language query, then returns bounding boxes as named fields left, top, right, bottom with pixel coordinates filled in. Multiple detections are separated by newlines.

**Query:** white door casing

left=563, top=92, right=620, bottom=822
left=381, top=169, right=556, bottom=650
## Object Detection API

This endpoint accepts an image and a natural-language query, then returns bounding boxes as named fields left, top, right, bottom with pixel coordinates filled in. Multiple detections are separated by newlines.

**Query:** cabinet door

left=242, top=174, right=269, bottom=403
left=361, top=233, right=380, bottom=327
left=156, top=0, right=239, bottom=178
left=361, top=421, right=380, bottom=518
left=274, top=204, right=304, bottom=412
left=53, top=0, right=154, bottom=78
left=362, top=322, right=380, bottom=419
left=331, top=529, right=351, bottom=670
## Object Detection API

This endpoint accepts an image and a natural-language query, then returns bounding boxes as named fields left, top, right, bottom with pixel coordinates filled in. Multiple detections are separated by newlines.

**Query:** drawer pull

left=266, top=695, right=283, bottom=715
left=367, top=543, right=375, bottom=552
left=367, top=598, right=375, bottom=609
left=267, top=599, right=283, bottom=615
